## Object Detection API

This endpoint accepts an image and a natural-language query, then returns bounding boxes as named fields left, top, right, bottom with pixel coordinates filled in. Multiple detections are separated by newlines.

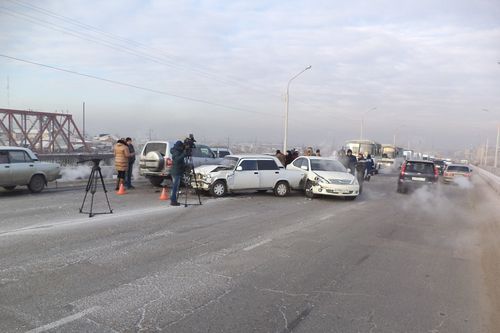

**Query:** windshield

left=310, top=159, right=346, bottom=172
left=220, top=156, right=238, bottom=169
left=382, top=147, right=396, bottom=158
left=447, top=165, right=470, bottom=172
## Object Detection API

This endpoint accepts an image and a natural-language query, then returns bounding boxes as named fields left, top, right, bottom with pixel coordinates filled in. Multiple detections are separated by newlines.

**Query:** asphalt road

left=1, top=171, right=499, bottom=332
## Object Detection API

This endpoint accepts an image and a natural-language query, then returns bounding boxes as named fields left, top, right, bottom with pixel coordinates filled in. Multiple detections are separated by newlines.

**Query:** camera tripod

left=79, top=159, right=113, bottom=217
left=181, top=155, right=202, bottom=207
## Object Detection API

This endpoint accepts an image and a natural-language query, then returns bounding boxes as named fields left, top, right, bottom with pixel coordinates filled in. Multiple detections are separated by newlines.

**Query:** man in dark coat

left=346, top=149, right=357, bottom=175
left=170, top=140, right=186, bottom=206
left=125, top=137, right=136, bottom=189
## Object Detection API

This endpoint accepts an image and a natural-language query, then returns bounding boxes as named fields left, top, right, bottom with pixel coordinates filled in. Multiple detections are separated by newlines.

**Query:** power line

left=2, top=1, right=355, bottom=121
left=3, top=0, right=283, bottom=99
left=0, top=54, right=278, bottom=117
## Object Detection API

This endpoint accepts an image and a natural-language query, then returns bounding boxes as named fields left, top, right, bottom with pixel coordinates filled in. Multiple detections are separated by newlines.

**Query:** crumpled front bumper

left=311, top=183, right=359, bottom=196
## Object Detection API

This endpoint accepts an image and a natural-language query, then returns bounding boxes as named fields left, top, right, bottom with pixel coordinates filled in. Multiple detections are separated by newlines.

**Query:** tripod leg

left=80, top=168, right=95, bottom=213
left=98, top=168, right=113, bottom=214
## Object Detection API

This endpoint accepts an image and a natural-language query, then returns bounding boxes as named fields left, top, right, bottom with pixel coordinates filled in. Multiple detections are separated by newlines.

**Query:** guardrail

left=474, top=166, right=500, bottom=195
left=38, top=153, right=115, bottom=166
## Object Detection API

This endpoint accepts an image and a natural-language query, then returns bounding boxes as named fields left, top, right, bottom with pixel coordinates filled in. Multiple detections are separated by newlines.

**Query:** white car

left=0, top=146, right=61, bottom=193
left=286, top=156, right=359, bottom=200
left=191, top=154, right=305, bottom=197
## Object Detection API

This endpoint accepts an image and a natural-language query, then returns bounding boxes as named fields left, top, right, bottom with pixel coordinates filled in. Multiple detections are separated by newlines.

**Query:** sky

left=1, top=0, right=500, bottom=153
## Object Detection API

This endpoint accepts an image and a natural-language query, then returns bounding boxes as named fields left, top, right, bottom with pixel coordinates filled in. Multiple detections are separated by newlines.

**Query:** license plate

left=412, top=177, right=426, bottom=181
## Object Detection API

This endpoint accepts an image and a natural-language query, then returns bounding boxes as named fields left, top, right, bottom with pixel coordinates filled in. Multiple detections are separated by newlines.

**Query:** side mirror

left=300, top=165, right=308, bottom=171
left=347, top=168, right=351, bottom=173
left=236, top=166, right=243, bottom=171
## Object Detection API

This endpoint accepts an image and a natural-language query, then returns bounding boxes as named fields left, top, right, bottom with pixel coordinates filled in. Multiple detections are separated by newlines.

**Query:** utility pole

left=495, top=124, right=499, bottom=168
left=484, top=138, right=489, bottom=166
left=6, top=76, right=10, bottom=107
left=82, top=102, right=86, bottom=142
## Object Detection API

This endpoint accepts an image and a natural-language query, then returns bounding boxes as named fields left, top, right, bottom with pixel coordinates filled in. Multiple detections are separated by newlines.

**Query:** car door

left=8, top=150, right=35, bottom=184
left=0, top=150, right=12, bottom=186
left=257, top=159, right=280, bottom=188
left=232, top=159, right=259, bottom=190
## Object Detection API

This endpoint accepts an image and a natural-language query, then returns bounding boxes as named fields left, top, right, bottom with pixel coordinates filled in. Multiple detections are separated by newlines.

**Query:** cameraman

left=170, top=140, right=186, bottom=206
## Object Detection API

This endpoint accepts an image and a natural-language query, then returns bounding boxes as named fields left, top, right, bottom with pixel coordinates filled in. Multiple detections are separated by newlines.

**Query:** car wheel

left=3, top=186, right=16, bottom=191
left=210, top=180, right=227, bottom=197
left=274, top=181, right=290, bottom=197
left=28, top=175, right=45, bottom=193
left=149, top=177, right=164, bottom=187
left=305, top=180, right=315, bottom=198
left=344, top=196, right=357, bottom=201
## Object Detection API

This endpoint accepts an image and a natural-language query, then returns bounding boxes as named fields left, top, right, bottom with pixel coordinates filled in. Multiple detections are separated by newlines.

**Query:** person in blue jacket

left=170, top=140, right=186, bottom=206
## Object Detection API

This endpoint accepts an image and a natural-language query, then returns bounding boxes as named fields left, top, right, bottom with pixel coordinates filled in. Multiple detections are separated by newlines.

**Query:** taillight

left=400, top=163, right=406, bottom=176
left=166, top=157, right=173, bottom=167
left=434, top=167, right=439, bottom=178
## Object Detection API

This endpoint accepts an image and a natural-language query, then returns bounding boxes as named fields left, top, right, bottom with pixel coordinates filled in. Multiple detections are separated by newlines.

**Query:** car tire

left=305, top=180, right=315, bottom=199
left=210, top=180, right=227, bottom=197
left=344, top=196, right=357, bottom=201
left=149, top=176, right=164, bottom=187
left=274, top=181, right=290, bottom=197
left=28, top=175, right=45, bottom=193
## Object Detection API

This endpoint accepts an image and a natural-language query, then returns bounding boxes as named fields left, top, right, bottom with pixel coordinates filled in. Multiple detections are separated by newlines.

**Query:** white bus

left=377, top=144, right=405, bottom=169
left=343, top=139, right=382, bottom=158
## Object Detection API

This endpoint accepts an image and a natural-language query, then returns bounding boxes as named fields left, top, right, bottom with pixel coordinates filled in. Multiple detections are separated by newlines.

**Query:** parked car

left=139, top=141, right=222, bottom=186
left=211, top=147, right=233, bottom=158
left=286, top=156, right=359, bottom=200
left=442, top=164, right=472, bottom=184
left=0, top=146, right=61, bottom=193
left=191, top=154, right=305, bottom=197
left=397, top=160, right=438, bottom=193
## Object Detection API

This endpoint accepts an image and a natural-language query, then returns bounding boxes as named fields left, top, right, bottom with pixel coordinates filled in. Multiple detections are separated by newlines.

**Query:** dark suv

left=397, top=160, right=438, bottom=193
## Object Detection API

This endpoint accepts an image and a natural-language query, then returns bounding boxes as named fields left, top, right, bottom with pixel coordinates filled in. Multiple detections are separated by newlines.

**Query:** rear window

left=257, top=159, right=279, bottom=170
left=192, top=146, right=214, bottom=158
left=446, top=165, right=470, bottom=173
left=143, top=143, right=167, bottom=155
left=405, top=162, right=434, bottom=174
left=0, top=151, right=9, bottom=164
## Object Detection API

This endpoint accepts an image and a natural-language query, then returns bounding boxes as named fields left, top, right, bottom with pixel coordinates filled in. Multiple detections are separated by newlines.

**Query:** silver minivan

left=139, top=141, right=222, bottom=186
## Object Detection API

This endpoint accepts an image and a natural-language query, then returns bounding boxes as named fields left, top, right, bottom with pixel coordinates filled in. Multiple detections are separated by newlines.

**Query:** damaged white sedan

left=191, top=154, right=305, bottom=197
left=287, top=156, right=360, bottom=200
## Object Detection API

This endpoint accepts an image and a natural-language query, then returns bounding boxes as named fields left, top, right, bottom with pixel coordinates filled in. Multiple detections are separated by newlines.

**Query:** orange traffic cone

left=116, top=182, right=127, bottom=195
left=159, top=187, right=169, bottom=200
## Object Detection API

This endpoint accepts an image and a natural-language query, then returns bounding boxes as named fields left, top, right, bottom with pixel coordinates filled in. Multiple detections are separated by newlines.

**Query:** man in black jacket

left=125, top=137, right=135, bottom=189
left=170, top=141, right=186, bottom=206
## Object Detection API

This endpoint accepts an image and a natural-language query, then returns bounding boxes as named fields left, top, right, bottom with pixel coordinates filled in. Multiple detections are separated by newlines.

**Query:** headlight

left=350, top=177, right=358, bottom=185
left=204, top=174, right=212, bottom=181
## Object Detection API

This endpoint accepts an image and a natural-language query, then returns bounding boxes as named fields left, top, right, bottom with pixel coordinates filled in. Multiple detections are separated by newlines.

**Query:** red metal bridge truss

left=0, top=108, right=88, bottom=153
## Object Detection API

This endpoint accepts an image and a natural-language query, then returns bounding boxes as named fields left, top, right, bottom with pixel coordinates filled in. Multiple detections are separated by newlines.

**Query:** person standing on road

left=114, top=138, right=130, bottom=191
left=345, top=149, right=357, bottom=175
left=365, top=154, right=375, bottom=180
left=315, top=149, right=321, bottom=157
left=125, top=137, right=136, bottom=189
left=276, top=150, right=286, bottom=166
left=170, top=140, right=186, bottom=206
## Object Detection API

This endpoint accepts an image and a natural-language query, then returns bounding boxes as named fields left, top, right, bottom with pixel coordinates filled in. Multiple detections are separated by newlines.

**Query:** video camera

left=183, top=133, right=196, bottom=155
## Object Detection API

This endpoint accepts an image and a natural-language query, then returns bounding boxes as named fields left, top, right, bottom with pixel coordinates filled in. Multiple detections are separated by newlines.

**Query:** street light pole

left=360, top=107, right=376, bottom=140
left=495, top=124, right=499, bottom=168
left=283, top=65, right=311, bottom=153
